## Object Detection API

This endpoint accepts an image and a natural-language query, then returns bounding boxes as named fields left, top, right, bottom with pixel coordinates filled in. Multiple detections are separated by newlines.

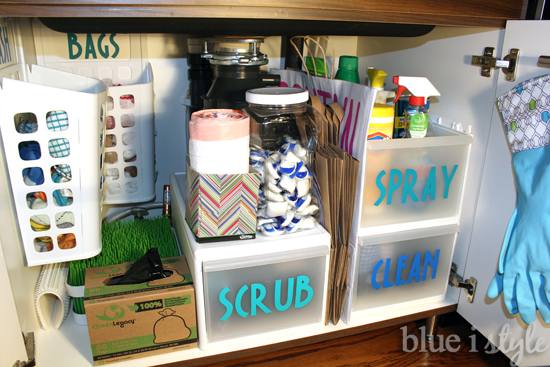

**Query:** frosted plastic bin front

left=361, top=124, right=472, bottom=227
left=203, top=252, right=327, bottom=343
left=353, top=225, right=457, bottom=311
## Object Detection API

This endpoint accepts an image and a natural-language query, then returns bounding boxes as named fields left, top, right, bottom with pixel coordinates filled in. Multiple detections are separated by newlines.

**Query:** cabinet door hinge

left=471, top=47, right=519, bottom=82
left=449, top=263, right=477, bottom=303
left=12, top=332, right=35, bottom=367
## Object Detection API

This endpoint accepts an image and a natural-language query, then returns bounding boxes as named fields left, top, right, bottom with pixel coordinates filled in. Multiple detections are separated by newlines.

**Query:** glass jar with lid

left=245, top=87, right=314, bottom=152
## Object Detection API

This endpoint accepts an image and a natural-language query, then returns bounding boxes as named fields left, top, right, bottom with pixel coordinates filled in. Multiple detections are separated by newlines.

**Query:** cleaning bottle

left=393, top=95, right=409, bottom=139
left=367, top=68, right=395, bottom=104
left=393, top=76, right=440, bottom=138
left=305, top=56, right=327, bottom=77
left=367, top=68, right=395, bottom=140
left=335, top=56, right=360, bottom=83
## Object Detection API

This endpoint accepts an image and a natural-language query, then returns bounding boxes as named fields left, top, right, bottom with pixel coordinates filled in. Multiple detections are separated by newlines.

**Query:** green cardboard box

left=84, top=256, right=197, bottom=365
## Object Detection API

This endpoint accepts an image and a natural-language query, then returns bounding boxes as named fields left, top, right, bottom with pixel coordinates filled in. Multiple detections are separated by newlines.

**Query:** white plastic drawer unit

left=352, top=225, right=457, bottom=313
left=203, top=248, right=327, bottom=343
left=360, top=124, right=472, bottom=227
left=171, top=172, right=331, bottom=349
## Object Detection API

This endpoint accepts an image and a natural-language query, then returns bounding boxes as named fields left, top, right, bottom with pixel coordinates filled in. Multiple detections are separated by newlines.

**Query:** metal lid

left=246, top=87, right=309, bottom=105
left=202, top=37, right=268, bottom=66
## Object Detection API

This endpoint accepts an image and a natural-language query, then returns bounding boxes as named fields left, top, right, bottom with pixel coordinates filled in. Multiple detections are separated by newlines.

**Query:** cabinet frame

left=0, top=0, right=525, bottom=27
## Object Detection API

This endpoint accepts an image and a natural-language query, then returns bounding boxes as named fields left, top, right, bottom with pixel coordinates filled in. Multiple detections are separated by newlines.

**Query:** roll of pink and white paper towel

left=189, top=109, right=250, bottom=174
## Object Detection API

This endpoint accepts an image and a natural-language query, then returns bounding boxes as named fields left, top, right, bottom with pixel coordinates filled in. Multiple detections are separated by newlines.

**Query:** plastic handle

left=394, top=85, right=407, bottom=104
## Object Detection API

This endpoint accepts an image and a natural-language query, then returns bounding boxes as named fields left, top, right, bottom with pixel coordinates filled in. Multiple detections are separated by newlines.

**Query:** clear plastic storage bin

left=171, top=172, right=330, bottom=349
left=349, top=225, right=457, bottom=316
left=360, top=124, right=472, bottom=227
left=0, top=65, right=106, bottom=266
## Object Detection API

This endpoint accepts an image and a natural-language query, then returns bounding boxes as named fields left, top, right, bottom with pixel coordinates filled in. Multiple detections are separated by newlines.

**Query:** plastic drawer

left=361, top=124, right=472, bottom=227
left=203, top=253, right=327, bottom=343
left=352, top=225, right=457, bottom=312
left=171, top=172, right=330, bottom=349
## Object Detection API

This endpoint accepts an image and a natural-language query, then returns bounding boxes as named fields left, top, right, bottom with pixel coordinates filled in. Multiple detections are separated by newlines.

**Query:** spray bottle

left=393, top=76, right=440, bottom=138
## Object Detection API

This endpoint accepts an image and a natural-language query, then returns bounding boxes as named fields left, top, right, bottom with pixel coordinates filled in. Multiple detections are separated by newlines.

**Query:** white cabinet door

left=0, top=238, right=28, bottom=366
left=0, top=19, right=30, bottom=366
left=458, top=20, right=550, bottom=366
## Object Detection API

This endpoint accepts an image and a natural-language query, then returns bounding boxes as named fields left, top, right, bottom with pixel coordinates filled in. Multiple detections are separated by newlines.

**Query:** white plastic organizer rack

left=0, top=65, right=106, bottom=266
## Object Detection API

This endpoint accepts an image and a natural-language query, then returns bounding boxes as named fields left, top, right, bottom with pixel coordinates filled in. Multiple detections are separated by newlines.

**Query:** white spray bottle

left=393, top=76, right=440, bottom=138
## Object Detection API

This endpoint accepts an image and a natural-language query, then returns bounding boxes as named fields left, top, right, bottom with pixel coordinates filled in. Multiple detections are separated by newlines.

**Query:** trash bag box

left=84, top=256, right=197, bottom=365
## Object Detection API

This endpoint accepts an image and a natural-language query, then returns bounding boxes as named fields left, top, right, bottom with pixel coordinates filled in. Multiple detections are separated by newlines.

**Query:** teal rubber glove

left=487, top=74, right=550, bottom=325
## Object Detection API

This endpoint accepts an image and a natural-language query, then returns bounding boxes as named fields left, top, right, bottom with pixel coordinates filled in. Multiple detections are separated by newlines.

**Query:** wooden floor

left=173, top=313, right=510, bottom=367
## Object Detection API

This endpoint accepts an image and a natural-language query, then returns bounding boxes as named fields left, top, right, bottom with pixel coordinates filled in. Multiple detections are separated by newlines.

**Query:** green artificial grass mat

left=68, top=217, right=180, bottom=314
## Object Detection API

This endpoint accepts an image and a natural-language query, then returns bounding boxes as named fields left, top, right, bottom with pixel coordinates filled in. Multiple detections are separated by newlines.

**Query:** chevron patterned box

left=185, top=167, right=261, bottom=243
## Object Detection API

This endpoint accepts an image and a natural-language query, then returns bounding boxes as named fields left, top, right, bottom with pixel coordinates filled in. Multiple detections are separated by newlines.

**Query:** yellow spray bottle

left=367, top=68, right=395, bottom=140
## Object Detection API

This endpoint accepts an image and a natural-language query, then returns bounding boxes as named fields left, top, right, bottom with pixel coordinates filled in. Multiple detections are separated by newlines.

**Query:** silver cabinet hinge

left=471, top=47, right=519, bottom=82
left=12, top=332, right=35, bottom=367
left=449, top=263, right=477, bottom=303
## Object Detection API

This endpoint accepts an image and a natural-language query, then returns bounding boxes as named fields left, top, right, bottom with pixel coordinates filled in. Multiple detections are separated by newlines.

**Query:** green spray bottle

left=393, top=76, right=440, bottom=138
